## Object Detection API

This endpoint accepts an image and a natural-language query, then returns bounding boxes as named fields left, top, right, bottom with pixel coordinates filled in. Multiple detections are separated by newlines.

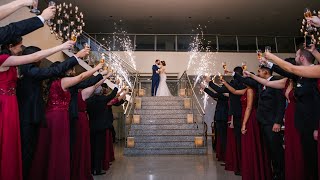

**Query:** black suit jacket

left=105, top=99, right=126, bottom=129
left=208, top=79, right=244, bottom=118
left=152, top=65, right=159, bottom=81
left=233, top=73, right=286, bottom=125
left=87, top=88, right=118, bottom=131
left=0, top=17, right=43, bottom=44
left=204, top=88, right=229, bottom=122
left=271, top=64, right=320, bottom=131
left=17, top=56, right=78, bottom=124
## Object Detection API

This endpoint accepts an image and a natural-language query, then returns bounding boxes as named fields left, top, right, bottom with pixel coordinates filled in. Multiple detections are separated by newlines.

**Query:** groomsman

left=234, top=65, right=286, bottom=180
left=201, top=81, right=229, bottom=161
left=207, top=66, right=245, bottom=175
left=87, top=86, right=118, bottom=175
left=264, top=49, right=320, bottom=180
left=0, top=3, right=56, bottom=44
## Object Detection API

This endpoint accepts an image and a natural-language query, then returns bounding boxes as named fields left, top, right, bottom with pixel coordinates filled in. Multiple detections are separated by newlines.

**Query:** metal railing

left=88, top=33, right=303, bottom=53
left=178, top=71, right=207, bottom=142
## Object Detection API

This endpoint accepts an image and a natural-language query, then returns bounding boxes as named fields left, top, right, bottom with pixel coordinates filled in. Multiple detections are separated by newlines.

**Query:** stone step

left=131, top=124, right=197, bottom=130
left=124, top=147, right=207, bottom=155
left=128, top=129, right=202, bottom=136
left=141, top=105, right=185, bottom=110
left=134, top=141, right=195, bottom=148
left=139, top=118, right=188, bottom=124
left=141, top=96, right=184, bottom=101
left=140, top=114, right=187, bottom=119
left=133, top=135, right=196, bottom=142
left=142, top=101, right=183, bottom=106
left=135, top=109, right=192, bottom=115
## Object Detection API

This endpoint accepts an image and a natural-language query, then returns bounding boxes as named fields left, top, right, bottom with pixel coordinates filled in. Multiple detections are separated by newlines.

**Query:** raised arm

left=0, top=0, right=33, bottom=21
left=233, top=72, right=259, bottom=90
left=265, top=52, right=320, bottom=78
left=208, top=81, right=229, bottom=93
left=241, top=88, right=254, bottom=134
left=61, top=63, right=103, bottom=91
left=81, top=74, right=111, bottom=101
left=1, top=41, right=74, bottom=67
left=221, top=79, right=247, bottom=95
left=245, top=71, right=287, bottom=89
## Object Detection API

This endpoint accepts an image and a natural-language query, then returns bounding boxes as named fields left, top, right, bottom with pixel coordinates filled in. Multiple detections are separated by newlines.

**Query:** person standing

left=151, top=59, right=160, bottom=96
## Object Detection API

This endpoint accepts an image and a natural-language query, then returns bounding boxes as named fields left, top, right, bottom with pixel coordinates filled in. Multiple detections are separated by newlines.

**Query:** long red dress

left=71, top=92, right=93, bottom=180
left=29, top=79, right=71, bottom=180
left=240, top=90, right=271, bottom=180
left=224, top=115, right=238, bottom=172
left=317, top=80, right=320, bottom=180
left=103, top=98, right=118, bottom=171
left=0, top=54, right=22, bottom=180
left=284, top=88, right=305, bottom=180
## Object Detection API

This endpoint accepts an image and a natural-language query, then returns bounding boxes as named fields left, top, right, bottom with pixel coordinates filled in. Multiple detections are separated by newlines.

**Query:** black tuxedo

left=233, top=73, right=286, bottom=178
left=204, top=88, right=228, bottom=158
left=151, top=64, right=160, bottom=96
left=271, top=64, right=319, bottom=179
left=0, top=17, right=43, bottom=44
left=16, top=56, right=78, bottom=179
left=208, top=79, right=244, bottom=172
left=87, top=88, right=118, bottom=173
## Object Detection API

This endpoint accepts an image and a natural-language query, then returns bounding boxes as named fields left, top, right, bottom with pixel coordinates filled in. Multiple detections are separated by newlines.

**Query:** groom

left=151, top=59, right=161, bottom=96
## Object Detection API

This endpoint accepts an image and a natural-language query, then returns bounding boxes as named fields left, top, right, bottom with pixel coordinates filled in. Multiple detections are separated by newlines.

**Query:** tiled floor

left=94, top=140, right=241, bottom=180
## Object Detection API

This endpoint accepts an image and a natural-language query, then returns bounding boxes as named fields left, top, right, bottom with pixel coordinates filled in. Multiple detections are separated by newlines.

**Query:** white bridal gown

left=156, top=67, right=172, bottom=96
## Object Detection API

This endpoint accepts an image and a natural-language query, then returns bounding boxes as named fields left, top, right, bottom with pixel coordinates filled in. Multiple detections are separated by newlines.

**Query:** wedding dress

left=156, top=67, right=172, bottom=96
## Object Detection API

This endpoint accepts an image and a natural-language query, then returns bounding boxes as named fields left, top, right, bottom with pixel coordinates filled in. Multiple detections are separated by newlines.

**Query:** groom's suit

left=151, top=64, right=160, bottom=96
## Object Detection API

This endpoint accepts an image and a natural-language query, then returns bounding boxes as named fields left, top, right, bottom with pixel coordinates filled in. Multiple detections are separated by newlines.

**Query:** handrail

left=124, top=73, right=138, bottom=116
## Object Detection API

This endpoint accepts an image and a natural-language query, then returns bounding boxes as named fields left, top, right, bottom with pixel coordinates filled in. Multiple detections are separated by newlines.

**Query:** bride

left=156, top=61, right=172, bottom=96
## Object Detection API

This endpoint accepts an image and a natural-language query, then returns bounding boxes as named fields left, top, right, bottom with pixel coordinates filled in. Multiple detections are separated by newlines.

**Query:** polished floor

left=94, top=139, right=241, bottom=180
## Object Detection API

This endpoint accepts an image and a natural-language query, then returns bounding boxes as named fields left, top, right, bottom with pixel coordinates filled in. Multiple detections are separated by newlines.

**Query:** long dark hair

left=42, top=62, right=67, bottom=104
left=0, top=36, right=22, bottom=55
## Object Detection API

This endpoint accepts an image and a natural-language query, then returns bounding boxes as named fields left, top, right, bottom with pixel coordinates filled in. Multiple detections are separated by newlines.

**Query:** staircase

left=124, top=96, right=207, bottom=155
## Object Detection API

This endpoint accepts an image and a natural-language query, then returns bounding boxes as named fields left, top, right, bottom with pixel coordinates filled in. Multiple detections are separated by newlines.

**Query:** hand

left=306, top=16, right=320, bottom=28
left=95, top=63, right=103, bottom=70
left=243, top=71, right=252, bottom=77
left=75, top=47, right=90, bottom=58
left=220, top=78, right=226, bottom=84
left=264, top=52, right=275, bottom=61
left=241, top=124, right=247, bottom=134
left=60, top=41, right=75, bottom=50
left=314, top=130, right=318, bottom=141
left=20, top=0, right=34, bottom=6
left=200, top=83, right=206, bottom=90
left=40, top=6, right=56, bottom=21
left=229, top=121, right=234, bottom=129
left=305, top=43, right=316, bottom=53
left=272, top=123, right=281, bottom=132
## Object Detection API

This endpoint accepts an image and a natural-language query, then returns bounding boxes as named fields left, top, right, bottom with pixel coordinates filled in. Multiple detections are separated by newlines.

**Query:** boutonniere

left=297, top=83, right=302, bottom=88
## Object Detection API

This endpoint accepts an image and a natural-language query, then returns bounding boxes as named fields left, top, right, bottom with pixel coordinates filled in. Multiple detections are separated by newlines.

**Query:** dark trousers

left=299, top=128, right=318, bottom=180
left=20, top=122, right=40, bottom=179
left=233, top=116, right=242, bottom=173
left=151, top=78, right=159, bottom=96
left=216, top=120, right=227, bottom=155
left=261, top=125, right=284, bottom=179
left=90, top=129, right=106, bottom=173
left=212, top=121, right=217, bottom=151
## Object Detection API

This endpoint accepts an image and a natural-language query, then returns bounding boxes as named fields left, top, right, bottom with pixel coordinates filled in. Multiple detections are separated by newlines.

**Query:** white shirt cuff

left=114, top=85, right=119, bottom=89
left=232, top=72, right=235, bottom=76
left=267, top=62, right=274, bottom=68
left=37, top=16, right=45, bottom=24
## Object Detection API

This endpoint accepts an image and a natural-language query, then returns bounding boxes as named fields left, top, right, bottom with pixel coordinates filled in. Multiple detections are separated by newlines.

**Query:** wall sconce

left=187, top=114, right=193, bottom=124
left=194, top=136, right=204, bottom=147
left=135, top=97, right=141, bottom=109
left=133, top=115, right=140, bottom=124
left=127, top=137, right=135, bottom=148
left=184, top=98, right=191, bottom=109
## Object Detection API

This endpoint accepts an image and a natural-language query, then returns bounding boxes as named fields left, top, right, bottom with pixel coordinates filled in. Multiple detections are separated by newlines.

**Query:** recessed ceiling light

left=188, top=17, right=192, bottom=19
left=226, top=17, right=231, bottom=20
left=109, top=16, right=113, bottom=18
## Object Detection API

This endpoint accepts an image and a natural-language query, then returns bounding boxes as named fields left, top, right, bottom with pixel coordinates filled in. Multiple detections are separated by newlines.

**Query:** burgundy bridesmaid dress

left=284, top=88, right=305, bottom=180
left=240, top=90, right=271, bottom=180
left=71, top=91, right=93, bottom=180
left=0, top=54, right=22, bottom=180
left=29, top=79, right=71, bottom=180
left=225, top=115, right=238, bottom=172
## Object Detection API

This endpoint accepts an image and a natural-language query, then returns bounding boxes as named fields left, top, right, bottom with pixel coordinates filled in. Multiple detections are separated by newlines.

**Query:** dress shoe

left=234, top=171, right=241, bottom=176
left=92, top=170, right=106, bottom=176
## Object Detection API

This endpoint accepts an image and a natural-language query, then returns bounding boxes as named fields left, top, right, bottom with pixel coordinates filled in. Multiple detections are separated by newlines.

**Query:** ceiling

left=42, top=0, right=320, bottom=36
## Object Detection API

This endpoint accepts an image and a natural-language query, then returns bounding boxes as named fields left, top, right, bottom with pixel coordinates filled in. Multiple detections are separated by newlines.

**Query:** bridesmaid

left=246, top=69, right=305, bottom=180
left=103, top=87, right=128, bottom=171
left=29, top=62, right=103, bottom=180
left=0, top=37, right=74, bottom=180
left=71, top=73, right=111, bottom=180
left=222, top=78, right=271, bottom=180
